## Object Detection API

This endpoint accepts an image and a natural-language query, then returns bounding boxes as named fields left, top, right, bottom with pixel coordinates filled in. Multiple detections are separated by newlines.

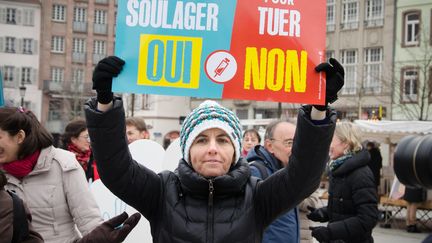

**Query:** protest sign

left=113, top=0, right=326, bottom=104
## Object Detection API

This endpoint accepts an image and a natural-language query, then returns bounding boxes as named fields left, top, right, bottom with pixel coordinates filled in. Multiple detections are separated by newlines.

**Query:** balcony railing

left=43, top=80, right=94, bottom=95
left=93, top=53, right=106, bottom=64
left=95, top=0, right=108, bottom=4
left=73, top=21, right=87, bottom=32
left=72, top=52, right=86, bottom=63
left=94, top=23, right=107, bottom=35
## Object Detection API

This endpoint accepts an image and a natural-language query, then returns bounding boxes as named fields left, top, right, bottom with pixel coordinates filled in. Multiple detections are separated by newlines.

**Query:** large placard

left=113, top=0, right=326, bottom=104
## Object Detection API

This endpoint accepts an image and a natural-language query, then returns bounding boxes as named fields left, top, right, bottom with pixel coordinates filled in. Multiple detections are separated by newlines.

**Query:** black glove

left=78, top=212, right=141, bottom=243
left=309, top=226, right=331, bottom=243
left=314, top=58, right=345, bottom=111
left=92, top=56, right=125, bottom=104
left=306, top=206, right=328, bottom=222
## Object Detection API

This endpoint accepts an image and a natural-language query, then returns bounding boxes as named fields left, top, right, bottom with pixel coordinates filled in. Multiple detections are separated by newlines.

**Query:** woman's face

left=0, top=129, right=22, bottom=163
left=242, top=132, right=259, bottom=152
left=189, top=128, right=235, bottom=178
left=329, top=135, right=349, bottom=160
left=71, top=130, right=90, bottom=152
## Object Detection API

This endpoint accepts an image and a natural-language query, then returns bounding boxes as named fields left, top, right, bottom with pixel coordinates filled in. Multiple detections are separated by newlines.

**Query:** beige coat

left=5, top=146, right=103, bottom=243
left=298, top=190, right=320, bottom=243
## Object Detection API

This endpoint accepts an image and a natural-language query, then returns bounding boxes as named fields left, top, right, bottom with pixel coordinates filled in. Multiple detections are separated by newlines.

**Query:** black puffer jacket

left=85, top=98, right=336, bottom=243
left=324, top=150, right=379, bottom=243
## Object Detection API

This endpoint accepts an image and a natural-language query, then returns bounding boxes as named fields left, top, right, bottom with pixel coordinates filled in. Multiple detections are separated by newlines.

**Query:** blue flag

left=0, top=70, right=4, bottom=107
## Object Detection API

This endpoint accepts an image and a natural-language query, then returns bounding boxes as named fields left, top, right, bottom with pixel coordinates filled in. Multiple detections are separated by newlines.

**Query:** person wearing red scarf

left=0, top=107, right=103, bottom=243
left=63, top=119, right=99, bottom=181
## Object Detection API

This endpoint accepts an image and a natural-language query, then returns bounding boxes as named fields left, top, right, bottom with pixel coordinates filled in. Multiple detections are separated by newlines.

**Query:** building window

left=51, top=67, right=64, bottom=83
left=365, top=0, right=384, bottom=27
left=340, top=49, right=357, bottom=95
left=5, top=37, right=16, bottom=53
left=73, top=38, right=86, bottom=53
left=51, top=36, right=65, bottom=53
left=6, top=8, right=16, bottom=24
left=94, top=10, right=107, bottom=24
left=341, top=0, right=359, bottom=30
left=73, top=7, right=87, bottom=22
left=403, top=11, right=420, bottom=46
left=72, top=69, right=84, bottom=83
left=93, top=40, right=106, bottom=54
left=21, top=67, right=32, bottom=84
left=326, top=0, right=336, bottom=32
left=6, top=8, right=17, bottom=24
left=364, top=47, right=382, bottom=94
left=3, top=66, right=14, bottom=83
left=401, top=68, right=418, bottom=102
left=52, top=4, right=66, bottom=22
left=23, top=38, right=33, bottom=54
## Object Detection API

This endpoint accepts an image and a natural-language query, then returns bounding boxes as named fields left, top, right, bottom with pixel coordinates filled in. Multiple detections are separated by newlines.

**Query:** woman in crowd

left=404, top=187, right=426, bottom=233
left=0, top=107, right=103, bottom=243
left=62, top=118, right=99, bottom=181
left=84, top=56, right=344, bottom=242
left=241, top=128, right=261, bottom=157
left=307, top=121, right=378, bottom=243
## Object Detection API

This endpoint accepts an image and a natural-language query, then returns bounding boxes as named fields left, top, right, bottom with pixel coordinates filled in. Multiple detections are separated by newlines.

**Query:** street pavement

left=311, top=222, right=431, bottom=242
left=372, top=225, right=430, bottom=242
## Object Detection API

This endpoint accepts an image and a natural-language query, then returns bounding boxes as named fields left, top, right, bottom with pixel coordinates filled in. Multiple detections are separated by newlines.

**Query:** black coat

left=324, top=150, right=379, bottom=243
left=85, top=98, right=336, bottom=243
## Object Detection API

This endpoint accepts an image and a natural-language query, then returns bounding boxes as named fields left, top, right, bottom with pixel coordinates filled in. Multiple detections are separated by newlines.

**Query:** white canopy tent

left=354, top=120, right=432, bottom=144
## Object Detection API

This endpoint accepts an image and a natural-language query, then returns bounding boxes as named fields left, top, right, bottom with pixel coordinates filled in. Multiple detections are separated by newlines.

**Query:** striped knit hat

left=180, top=100, right=242, bottom=165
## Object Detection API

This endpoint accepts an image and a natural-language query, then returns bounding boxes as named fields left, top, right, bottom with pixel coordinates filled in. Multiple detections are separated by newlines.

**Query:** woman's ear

left=17, top=130, right=26, bottom=144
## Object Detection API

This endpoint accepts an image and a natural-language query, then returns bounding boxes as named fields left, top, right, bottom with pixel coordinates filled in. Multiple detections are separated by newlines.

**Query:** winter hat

left=180, top=100, right=242, bottom=165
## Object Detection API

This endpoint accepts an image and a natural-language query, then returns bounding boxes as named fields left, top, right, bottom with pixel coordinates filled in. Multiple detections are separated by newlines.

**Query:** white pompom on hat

left=180, top=100, right=242, bottom=165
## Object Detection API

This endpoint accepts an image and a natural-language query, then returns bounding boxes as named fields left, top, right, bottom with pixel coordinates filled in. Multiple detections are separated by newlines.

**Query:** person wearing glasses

left=246, top=121, right=300, bottom=243
left=63, top=118, right=99, bottom=181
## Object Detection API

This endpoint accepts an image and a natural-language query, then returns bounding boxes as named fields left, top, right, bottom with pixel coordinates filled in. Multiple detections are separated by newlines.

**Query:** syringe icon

left=214, top=58, right=230, bottom=78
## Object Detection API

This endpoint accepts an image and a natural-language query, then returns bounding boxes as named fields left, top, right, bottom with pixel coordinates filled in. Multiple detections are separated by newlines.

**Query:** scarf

left=328, top=153, right=353, bottom=172
left=67, top=143, right=91, bottom=172
left=2, top=150, right=41, bottom=179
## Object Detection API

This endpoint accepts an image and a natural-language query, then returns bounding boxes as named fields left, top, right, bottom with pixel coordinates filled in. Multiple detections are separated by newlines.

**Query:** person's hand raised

left=92, top=56, right=125, bottom=104
left=314, top=58, right=345, bottom=111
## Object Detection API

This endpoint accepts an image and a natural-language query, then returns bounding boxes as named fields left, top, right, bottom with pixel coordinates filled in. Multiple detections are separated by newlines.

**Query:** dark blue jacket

left=247, top=146, right=300, bottom=243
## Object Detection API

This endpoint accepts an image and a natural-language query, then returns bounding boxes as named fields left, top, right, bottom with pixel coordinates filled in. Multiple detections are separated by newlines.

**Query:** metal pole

left=21, top=97, right=24, bottom=107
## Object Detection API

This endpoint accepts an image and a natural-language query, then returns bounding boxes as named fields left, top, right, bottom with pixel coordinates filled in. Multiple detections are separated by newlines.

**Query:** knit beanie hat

left=180, top=100, right=242, bottom=165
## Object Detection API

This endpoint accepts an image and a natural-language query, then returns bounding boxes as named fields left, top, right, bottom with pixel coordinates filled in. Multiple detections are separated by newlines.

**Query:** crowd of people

left=0, top=55, right=429, bottom=243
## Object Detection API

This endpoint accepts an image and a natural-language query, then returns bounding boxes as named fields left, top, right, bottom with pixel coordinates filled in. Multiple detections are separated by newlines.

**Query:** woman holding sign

left=85, top=56, right=344, bottom=242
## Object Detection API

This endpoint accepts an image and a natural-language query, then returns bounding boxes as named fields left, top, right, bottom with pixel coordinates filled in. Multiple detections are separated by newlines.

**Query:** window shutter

left=17, top=38, right=23, bottom=54
left=16, top=9, right=22, bottom=25
left=14, top=67, right=20, bottom=86
left=32, top=39, right=38, bottom=54
left=0, top=37, right=4, bottom=52
left=0, top=8, right=6, bottom=24
left=29, top=10, right=34, bottom=26
left=31, top=68, right=37, bottom=84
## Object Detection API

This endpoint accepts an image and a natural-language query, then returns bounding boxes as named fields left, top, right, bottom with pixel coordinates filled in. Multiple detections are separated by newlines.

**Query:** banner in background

left=114, top=0, right=326, bottom=105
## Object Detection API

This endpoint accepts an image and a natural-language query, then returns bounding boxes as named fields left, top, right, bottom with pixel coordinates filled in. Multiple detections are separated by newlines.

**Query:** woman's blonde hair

left=334, top=121, right=363, bottom=154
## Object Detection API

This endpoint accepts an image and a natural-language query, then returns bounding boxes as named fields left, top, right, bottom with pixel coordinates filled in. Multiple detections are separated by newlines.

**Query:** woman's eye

left=195, top=137, right=207, bottom=144
left=217, top=138, right=230, bottom=144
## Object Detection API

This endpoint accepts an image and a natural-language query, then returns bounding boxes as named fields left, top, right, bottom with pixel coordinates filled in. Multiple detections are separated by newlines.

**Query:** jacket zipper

left=207, top=179, right=214, bottom=243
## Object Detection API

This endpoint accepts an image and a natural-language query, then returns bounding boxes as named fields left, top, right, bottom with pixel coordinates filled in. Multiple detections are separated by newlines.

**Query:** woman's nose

left=207, top=139, right=218, bottom=153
